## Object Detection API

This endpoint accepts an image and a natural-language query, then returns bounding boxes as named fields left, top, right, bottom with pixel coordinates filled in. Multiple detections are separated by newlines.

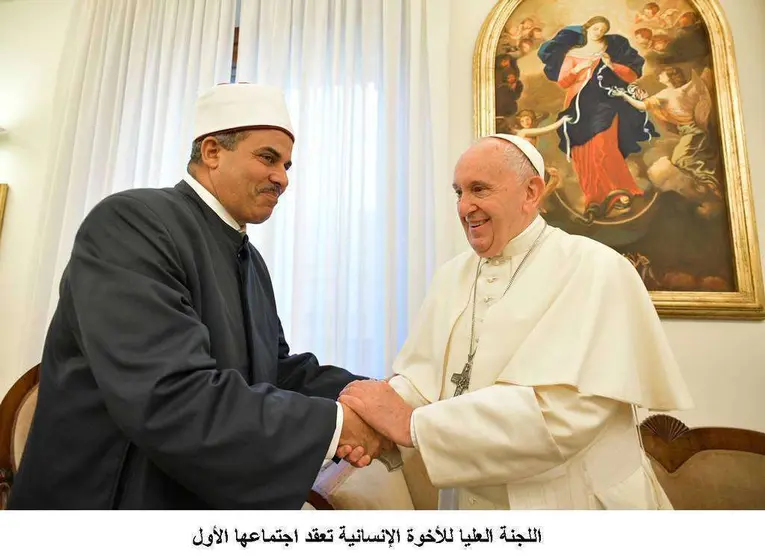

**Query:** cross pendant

left=451, top=360, right=472, bottom=397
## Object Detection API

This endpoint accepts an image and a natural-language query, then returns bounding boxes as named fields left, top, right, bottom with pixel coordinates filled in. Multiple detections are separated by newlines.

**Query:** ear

left=200, top=137, right=222, bottom=170
left=526, top=175, right=545, bottom=208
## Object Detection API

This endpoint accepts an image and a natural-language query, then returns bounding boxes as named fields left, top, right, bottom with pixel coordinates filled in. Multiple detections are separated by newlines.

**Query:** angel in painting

left=612, top=66, right=721, bottom=201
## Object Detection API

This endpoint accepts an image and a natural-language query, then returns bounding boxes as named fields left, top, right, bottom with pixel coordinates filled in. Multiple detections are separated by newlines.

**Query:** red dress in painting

left=556, top=55, right=644, bottom=209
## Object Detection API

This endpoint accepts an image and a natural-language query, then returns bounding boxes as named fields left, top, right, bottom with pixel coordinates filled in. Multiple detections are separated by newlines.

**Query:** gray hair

left=477, top=136, right=539, bottom=182
left=188, top=130, right=250, bottom=165
left=502, top=144, right=538, bottom=182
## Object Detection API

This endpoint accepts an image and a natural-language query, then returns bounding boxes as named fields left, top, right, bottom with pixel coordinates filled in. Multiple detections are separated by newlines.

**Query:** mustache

left=256, top=184, right=283, bottom=197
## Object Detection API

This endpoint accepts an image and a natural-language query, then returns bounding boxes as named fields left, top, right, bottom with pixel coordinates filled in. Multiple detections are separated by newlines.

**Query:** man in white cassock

left=339, top=134, right=694, bottom=510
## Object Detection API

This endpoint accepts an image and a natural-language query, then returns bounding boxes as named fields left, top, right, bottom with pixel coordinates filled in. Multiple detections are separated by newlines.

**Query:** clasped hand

left=334, top=379, right=415, bottom=468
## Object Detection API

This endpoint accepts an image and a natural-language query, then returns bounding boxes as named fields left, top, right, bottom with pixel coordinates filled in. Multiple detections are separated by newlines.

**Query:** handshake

left=333, top=379, right=415, bottom=469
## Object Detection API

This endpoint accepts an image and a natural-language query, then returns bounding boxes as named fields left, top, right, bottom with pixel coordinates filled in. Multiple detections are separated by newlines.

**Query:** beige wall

left=448, top=0, right=765, bottom=431
left=0, top=0, right=74, bottom=397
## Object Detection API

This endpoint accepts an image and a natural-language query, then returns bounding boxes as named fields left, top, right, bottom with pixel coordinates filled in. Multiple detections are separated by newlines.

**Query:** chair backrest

left=640, top=414, right=765, bottom=510
left=0, top=365, right=40, bottom=510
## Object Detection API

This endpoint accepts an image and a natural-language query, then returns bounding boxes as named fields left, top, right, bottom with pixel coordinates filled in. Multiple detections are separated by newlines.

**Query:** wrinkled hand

left=335, top=402, right=391, bottom=468
left=339, top=380, right=414, bottom=448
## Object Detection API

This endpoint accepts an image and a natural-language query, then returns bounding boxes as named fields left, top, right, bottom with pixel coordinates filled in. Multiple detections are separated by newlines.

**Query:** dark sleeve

left=275, top=323, right=367, bottom=400
left=607, top=35, right=645, bottom=78
left=68, top=193, right=336, bottom=509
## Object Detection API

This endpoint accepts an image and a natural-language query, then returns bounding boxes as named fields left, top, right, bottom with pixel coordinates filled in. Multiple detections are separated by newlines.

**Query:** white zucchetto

left=487, top=133, right=545, bottom=177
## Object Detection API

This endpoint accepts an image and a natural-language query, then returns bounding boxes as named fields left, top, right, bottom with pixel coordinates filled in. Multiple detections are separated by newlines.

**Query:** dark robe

left=538, top=26, right=659, bottom=158
left=8, top=181, right=363, bottom=510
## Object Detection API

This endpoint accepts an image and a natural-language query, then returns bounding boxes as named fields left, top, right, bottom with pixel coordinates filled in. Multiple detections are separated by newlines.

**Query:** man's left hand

left=339, top=380, right=414, bottom=448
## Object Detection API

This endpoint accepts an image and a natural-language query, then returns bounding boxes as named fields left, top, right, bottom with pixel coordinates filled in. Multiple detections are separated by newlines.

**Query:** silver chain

left=462, top=222, right=548, bottom=381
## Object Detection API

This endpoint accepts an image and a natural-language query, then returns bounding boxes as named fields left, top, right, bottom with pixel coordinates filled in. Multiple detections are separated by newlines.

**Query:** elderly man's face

left=206, top=129, right=294, bottom=225
left=452, top=139, right=541, bottom=258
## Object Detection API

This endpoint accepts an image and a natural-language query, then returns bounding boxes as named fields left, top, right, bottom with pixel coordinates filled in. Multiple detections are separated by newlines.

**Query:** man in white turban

left=339, top=134, right=693, bottom=509
left=10, top=83, right=384, bottom=510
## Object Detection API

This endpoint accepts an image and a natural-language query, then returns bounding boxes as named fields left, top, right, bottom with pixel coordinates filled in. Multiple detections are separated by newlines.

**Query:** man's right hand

left=336, top=402, right=390, bottom=468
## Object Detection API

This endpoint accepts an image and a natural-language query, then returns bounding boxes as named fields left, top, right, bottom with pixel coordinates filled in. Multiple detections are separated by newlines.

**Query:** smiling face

left=452, top=139, right=543, bottom=258
left=198, top=128, right=294, bottom=225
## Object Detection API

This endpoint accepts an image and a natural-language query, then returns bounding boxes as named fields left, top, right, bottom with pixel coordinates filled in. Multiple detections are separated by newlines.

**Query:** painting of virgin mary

left=538, top=16, right=658, bottom=219
left=476, top=0, right=764, bottom=318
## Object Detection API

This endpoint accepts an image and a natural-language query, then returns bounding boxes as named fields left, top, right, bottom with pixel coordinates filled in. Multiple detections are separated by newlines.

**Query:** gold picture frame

left=0, top=184, right=8, bottom=244
left=473, top=0, right=764, bottom=319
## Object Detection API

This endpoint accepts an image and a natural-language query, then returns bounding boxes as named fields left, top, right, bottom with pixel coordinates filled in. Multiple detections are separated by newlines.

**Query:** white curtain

left=236, top=0, right=452, bottom=378
left=23, top=0, right=237, bottom=369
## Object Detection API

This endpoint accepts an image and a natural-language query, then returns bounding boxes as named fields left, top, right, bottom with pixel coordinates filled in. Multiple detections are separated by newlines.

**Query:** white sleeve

left=389, top=374, right=429, bottom=457
left=410, top=383, right=621, bottom=487
left=322, top=402, right=344, bottom=464
left=388, top=374, right=429, bottom=408
left=535, top=384, right=622, bottom=459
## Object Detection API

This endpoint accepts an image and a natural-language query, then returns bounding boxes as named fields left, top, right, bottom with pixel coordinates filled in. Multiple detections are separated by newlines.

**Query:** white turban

left=486, top=133, right=545, bottom=177
left=193, top=83, right=295, bottom=142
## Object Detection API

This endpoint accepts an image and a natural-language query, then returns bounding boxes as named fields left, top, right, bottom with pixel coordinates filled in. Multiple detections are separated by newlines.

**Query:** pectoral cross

left=451, top=358, right=473, bottom=397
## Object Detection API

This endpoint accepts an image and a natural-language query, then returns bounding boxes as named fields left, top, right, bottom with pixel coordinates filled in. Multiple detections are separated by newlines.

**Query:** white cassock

left=388, top=215, right=693, bottom=510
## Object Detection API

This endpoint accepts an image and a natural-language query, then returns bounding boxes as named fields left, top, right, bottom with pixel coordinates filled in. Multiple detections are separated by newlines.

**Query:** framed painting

left=473, top=0, right=764, bottom=319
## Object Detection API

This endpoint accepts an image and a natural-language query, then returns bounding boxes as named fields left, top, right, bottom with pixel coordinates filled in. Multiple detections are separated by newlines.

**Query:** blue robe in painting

left=537, top=26, right=658, bottom=158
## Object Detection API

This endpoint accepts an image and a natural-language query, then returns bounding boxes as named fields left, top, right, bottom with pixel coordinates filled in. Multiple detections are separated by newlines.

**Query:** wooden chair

left=640, top=414, right=765, bottom=509
left=309, top=415, right=765, bottom=510
left=0, top=365, right=40, bottom=510
left=0, top=363, right=327, bottom=510
left=9, top=367, right=760, bottom=510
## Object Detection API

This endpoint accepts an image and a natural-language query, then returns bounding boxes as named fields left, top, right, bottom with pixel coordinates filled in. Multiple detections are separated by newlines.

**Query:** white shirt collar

left=484, top=214, right=547, bottom=263
left=184, top=171, right=246, bottom=234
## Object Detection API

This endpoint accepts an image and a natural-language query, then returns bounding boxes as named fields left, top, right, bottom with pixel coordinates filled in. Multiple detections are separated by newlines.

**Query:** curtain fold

left=23, top=0, right=237, bottom=369
left=237, top=0, right=451, bottom=377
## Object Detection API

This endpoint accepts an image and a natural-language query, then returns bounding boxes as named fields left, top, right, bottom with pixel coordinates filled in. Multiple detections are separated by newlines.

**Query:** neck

left=188, top=165, right=214, bottom=196
left=479, top=212, right=540, bottom=259
left=187, top=165, right=244, bottom=228
left=514, top=212, right=538, bottom=237
left=505, top=212, right=538, bottom=248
